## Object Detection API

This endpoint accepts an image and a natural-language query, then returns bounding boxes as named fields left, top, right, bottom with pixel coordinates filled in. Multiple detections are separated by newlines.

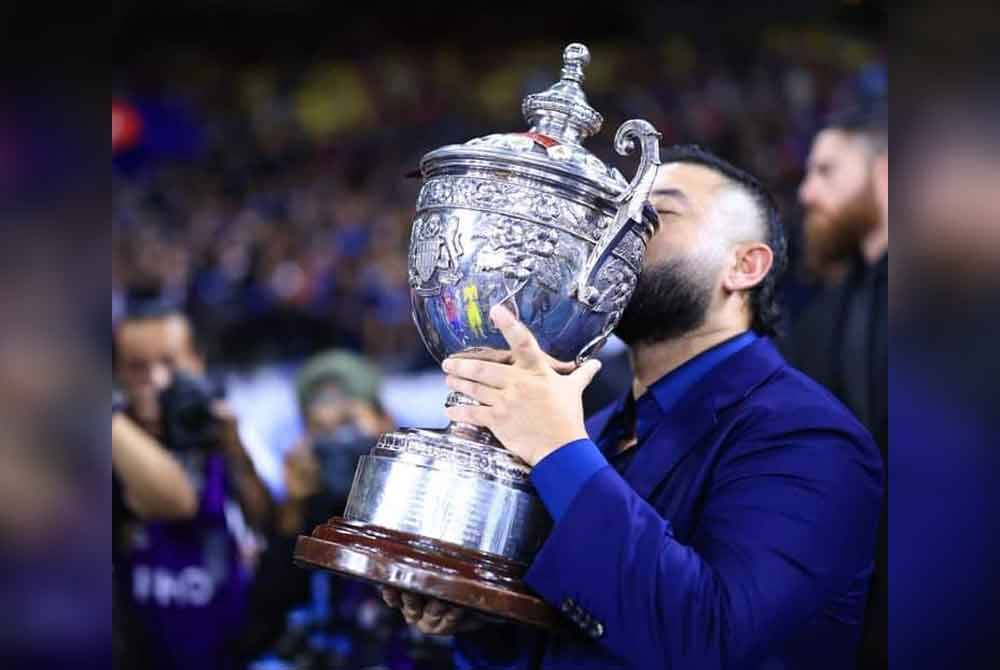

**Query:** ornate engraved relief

left=418, top=176, right=603, bottom=242
left=465, top=133, right=537, bottom=153
left=615, top=229, right=646, bottom=272
left=471, top=215, right=561, bottom=296
left=377, top=432, right=531, bottom=484
left=408, top=213, right=464, bottom=293
left=591, top=259, right=637, bottom=315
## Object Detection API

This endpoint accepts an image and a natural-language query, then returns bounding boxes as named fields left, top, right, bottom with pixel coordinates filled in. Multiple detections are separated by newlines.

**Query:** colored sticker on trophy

left=442, top=289, right=463, bottom=334
left=462, top=285, right=485, bottom=338
left=520, top=131, right=560, bottom=148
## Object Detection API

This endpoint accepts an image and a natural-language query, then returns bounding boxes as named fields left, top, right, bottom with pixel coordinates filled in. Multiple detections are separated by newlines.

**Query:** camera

left=159, top=370, right=223, bottom=452
left=312, top=423, right=374, bottom=504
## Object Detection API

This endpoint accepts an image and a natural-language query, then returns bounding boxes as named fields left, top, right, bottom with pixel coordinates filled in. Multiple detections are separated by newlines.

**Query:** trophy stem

left=444, top=391, right=506, bottom=448
left=447, top=420, right=499, bottom=445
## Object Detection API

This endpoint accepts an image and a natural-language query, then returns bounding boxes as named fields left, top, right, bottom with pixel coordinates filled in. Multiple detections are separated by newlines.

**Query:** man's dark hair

left=113, top=286, right=204, bottom=361
left=824, top=101, right=887, bottom=153
left=120, top=285, right=185, bottom=321
left=658, top=144, right=787, bottom=337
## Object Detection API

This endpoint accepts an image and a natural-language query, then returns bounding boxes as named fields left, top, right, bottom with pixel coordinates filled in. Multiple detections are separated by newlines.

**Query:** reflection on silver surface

left=342, top=42, right=661, bottom=565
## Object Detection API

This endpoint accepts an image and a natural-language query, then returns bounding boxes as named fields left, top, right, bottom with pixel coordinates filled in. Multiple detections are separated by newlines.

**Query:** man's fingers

left=400, top=591, right=424, bottom=623
left=445, top=375, right=502, bottom=406
left=490, top=304, right=547, bottom=371
left=380, top=587, right=402, bottom=609
left=442, top=358, right=511, bottom=389
left=441, top=605, right=465, bottom=628
left=570, top=358, right=603, bottom=390
left=391, top=594, right=468, bottom=635
left=392, top=596, right=462, bottom=636
left=400, top=591, right=424, bottom=610
left=546, top=354, right=578, bottom=375
left=423, top=598, right=448, bottom=620
left=425, top=605, right=466, bottom=636
left=445, top=404, right=493, bottom=428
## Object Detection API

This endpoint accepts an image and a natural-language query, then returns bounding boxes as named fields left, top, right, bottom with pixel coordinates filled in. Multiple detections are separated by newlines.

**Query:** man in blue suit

left=381, top=145, right=882, bottom=669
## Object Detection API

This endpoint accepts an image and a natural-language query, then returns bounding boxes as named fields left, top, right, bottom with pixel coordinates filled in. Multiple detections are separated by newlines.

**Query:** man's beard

left=613, top=256, right=713, bottom=347
left=804, top=177, right=879, bottom=275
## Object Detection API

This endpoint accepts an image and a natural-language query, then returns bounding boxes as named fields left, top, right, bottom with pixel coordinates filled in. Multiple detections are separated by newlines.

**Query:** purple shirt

left=117, top=452, right=250, bottom=670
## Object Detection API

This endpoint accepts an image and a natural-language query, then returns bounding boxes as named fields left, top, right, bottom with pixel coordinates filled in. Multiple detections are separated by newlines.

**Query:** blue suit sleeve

left=530, top=438, right=608, bottom=521
left=522, top=413, right=882, bottom=669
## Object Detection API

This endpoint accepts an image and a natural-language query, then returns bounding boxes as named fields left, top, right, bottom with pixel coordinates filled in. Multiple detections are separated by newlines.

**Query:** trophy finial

left=522, top=42, right=603, bottom=145
left=560, top=43, right=590, bottom=83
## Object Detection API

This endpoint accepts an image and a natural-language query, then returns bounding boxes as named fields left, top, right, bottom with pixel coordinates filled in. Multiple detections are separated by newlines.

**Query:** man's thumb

left=572, top=358, right=603, bottom=389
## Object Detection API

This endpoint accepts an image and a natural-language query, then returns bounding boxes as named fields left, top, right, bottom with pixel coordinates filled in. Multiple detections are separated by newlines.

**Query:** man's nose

left=151, top=363, right=172, bottom=392
left=798, top=177, right=814, bottom=207
left=799, top=175, right=816, bottom=209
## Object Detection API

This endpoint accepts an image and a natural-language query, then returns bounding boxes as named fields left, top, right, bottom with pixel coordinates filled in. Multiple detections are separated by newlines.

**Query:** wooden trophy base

left=293, top=517, right=564, bottom=630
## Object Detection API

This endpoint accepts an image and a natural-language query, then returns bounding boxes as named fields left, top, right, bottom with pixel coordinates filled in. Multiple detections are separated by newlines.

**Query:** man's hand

left=380, top=587, right=481, bottom=636
left=274, top=438, right=321, bottom=535
left=283, top=439, right=320, bottom=502
left=443, top=304, right=601, bottom=466
left=210, top=400, right=273, bottom=529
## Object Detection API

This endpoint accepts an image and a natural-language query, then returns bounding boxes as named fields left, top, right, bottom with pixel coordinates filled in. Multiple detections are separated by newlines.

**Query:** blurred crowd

left=112, top=25, right=886, bottom=670
left=113, top=30, right=885, bottom=368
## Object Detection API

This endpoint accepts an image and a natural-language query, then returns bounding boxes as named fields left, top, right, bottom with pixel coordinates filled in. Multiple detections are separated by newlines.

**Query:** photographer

left=238, top=349, right=398, bottom=665
left=280, top=349, right=393, bottom=534
left=112, top=296, right=272, bottom=670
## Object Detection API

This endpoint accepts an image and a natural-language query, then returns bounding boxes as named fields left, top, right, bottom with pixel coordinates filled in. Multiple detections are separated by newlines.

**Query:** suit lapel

left=622, top=338, right=786, bottom=500
left=585, top=395, right=628, bottom=453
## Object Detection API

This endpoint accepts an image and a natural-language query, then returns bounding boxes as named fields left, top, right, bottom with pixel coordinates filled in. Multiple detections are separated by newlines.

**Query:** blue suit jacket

left=455, top=337, right=882, bottom=669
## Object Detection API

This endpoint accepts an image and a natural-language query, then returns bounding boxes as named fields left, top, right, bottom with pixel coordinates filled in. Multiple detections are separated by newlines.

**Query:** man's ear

left=722, top=242, right=773, bottom=292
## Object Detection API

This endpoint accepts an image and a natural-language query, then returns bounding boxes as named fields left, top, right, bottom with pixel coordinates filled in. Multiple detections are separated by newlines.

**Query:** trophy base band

left=293, top=517, right=564, bottom=631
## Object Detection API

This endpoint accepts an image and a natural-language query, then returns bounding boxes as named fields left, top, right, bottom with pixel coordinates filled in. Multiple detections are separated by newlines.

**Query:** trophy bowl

left=294, top=42, right=661, bottom=630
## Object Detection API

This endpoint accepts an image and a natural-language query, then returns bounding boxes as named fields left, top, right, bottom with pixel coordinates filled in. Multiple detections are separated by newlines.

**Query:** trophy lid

left=521, top=42, right=603, bottom=144
left=420, top=43, right=630, bottom=196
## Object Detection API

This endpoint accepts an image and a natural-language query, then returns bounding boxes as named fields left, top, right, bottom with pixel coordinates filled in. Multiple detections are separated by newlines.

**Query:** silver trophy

left=295, top=42, right=660, bottom=629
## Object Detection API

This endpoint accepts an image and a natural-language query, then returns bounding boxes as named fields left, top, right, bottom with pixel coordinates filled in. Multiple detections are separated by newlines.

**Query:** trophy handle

left=575, top=328, right=613, bottom=366
left=574, top=119, right=661, bottom=308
